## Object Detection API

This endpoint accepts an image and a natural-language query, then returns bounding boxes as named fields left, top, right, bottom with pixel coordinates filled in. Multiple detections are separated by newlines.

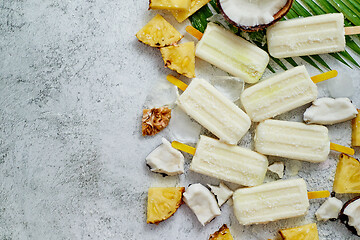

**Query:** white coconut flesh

left=219, top=0, right=288, bottom=27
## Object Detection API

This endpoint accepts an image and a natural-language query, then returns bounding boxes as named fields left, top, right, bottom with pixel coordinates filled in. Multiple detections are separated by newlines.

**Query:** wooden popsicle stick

left=307, top=190, right=330, bottom=199
left=311, top=70, right=338, bottom=84
left=345, top=26, right=360, bottom=35
left=330, top=142, right=355, bottom=155
left=185, top=26, right=203, bottom=40
left=166, top=75, right=188, bottom=91
left=171, top=141, right=196, bottom=155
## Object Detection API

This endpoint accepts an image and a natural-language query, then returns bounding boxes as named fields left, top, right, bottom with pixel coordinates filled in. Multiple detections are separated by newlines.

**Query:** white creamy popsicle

left=241, top=66, right=318, bottom=122
left=176, top=78, right=251, bottom=145
left=190, top=135, right=268, bottom=186
left=255, top=119, right=330, bottom=162
left=233, top=178, right=310, bottom=225
left=267, top=13, right=346, bottom=58
left=195, top=23, right=269, bottom=83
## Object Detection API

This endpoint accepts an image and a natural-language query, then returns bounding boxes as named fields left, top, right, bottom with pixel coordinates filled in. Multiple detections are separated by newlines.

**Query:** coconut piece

left=183, top=183, right=221, bottom=226
left=208, top=182, right=234, bottom=207
left=339, top=196, right=360, bottom=237
left=217, top=0, right=293, bottom=31
left=304, top=98, right=358, bottom=125
left=146, top=138, right=184, bottom=176
left=267, top=161, right=284, bottom=178
left=315, top=197, right=343, bottom=221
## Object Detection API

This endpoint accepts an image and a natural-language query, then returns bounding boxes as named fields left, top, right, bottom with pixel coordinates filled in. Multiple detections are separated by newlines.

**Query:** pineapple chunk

left=146, top=187, right=184, bottom=224
left=136, top=14, right=183, bottom=47
left=149, top=0, right=191, bottom=10
left=160, top=42, right=195, bottom=78
left=209, top=224, right=234, bottom=240
left=279, top=223, right=319, bottom=240
left=352, top=109, right=360, bottom=147
left=171, top=0, right=210, bottom=23
left=333, top=153, right=360, bottom=193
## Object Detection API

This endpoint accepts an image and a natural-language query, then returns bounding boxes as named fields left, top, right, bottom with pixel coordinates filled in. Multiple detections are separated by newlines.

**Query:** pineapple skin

left=136, top=14, right=183, bottom=48
left=279, top=223, right=319, bottom=240
left=146, top=187, right=185, bottom=224
left=333, top=153, right=360, bottom=193
left=209, top=224, right=234, bottom=240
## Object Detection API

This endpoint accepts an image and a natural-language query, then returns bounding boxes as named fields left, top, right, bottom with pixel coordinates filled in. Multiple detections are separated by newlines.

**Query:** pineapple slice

left=171, top=0, right=210, bottom=23
left=160, top=42, right=195, bottom=78
left=136, top=14, right=183, bottom=47
left=333, top=153, right=360, bottom=193
left=149, top=0, right=191, bottom=10
left=352, top=109, right=360, bottom=147
left=209, top=224, right=234, bottom=240
left=279, top=223, right=319, bottom=240
left=146, top=187, right=184, bottom=224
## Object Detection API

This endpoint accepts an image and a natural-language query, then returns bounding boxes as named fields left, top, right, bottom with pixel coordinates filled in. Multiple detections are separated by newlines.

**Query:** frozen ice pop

left=267, top=13, right=350, bottom=58
left=233, top=178, right=310, bottom=225
left=168, top=76, right=251, bottom=144
left=255, top=119, right=354, bottom=163
left=241, top=66, right=337, bottom=122
left=187, top=135, right=268, bottom=186
left=194, top=23, right=269, bottom=83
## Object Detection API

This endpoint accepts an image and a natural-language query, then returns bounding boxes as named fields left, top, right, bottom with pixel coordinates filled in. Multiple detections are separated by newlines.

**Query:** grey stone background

left=1, top=0, right=359, bottom=239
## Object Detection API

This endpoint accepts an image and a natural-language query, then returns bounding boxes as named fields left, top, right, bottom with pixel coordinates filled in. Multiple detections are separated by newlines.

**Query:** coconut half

left=339, top=196, right=360, bottom=237
left=217, top=0, right=294, bottom=31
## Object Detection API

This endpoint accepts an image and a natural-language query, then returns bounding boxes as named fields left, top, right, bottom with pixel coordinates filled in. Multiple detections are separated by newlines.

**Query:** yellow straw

left=166, top=75, right=188, bottom=91
left=311, top=70, right=338, bottom=84
left=185, top=26, right=203, bottom=40
left=171, top=141, right=196, bottom=155
left=330, top=142, right=355, bottom=155
left=307, top=190, right=330, bottom=199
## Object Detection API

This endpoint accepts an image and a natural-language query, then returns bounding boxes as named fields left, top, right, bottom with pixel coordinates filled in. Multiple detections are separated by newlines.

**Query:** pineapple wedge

left=171, top=0, right=210, bottom=23
left=146, top=187, right=184, bottom=224
left=279, top=223, right=319, bottom=240
left=333, top=153, right=360, bottom=193
left=136, top=14, right=183, bottom=47
left=209, top=224, right=234, bottom=240
left=352, top=109, right=360, bottom=147
left=149, top=0, right=191, bottom=10
left=160, top=42, right=195, bottom=78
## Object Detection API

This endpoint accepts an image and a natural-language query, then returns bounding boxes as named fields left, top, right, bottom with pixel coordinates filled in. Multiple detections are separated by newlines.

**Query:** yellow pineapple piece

left=352, top=109, right=360, bottom=146
left=160, top=42, right=195, bottom=78
left=171, top=0, right=210, bottom=23
left=136, top=14, right=183, bottom=47
left=209, top=224, right=234, bottom=240
left=333, top=153, right=360, bottom=193
left=279, top=223, right=319, bottom=240
left=149, top=0, right=191, bottom=10
left=146, top=187, right=184, bottom=224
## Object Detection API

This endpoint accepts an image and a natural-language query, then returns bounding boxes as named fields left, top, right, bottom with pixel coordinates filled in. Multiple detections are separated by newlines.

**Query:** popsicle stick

left=171, top=141, right=196, bottom=155
left=307, top=190, right=330, bottom=199
left=185, top=26, right=203, bottom=40
left=330, top=142, right=355, bottom=155
left=345, top=26, right=360, bottom=35
left=166, top=75, right=188, bottom=91
left=311, top=70, right=338, bottom=84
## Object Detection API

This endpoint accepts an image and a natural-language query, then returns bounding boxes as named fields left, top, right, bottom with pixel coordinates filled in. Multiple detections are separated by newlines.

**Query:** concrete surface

left=1, top=0, right=359, bottom=239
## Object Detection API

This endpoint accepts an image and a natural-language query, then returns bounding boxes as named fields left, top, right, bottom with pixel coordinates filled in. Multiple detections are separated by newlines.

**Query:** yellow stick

left=330, top=142, right=355, bottom=155
left=166, top=75, right=188, bottom=91
left=171, top=141, right=196, bottom=155
left=185, top=26, right=204, bottom=40
left=352, top=109, right=360, bottom=147
left=311, top=70, right=338, bottom=84
left=307, top=190, right=330, bottom=199
left=345, top=26, right=360, bottom=35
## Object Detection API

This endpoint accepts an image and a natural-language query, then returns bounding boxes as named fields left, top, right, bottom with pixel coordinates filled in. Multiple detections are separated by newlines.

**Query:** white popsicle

left=267, top=13, right=346, bottom=58
left=233, top=178, right=310, bottom=225
left=241, top=66, right=318, bottom=122
left=176, top=78, right=251, bottom=145
left=190, top=135, right=268, bottom=186
left=195, top=23, right=269, bottom=83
